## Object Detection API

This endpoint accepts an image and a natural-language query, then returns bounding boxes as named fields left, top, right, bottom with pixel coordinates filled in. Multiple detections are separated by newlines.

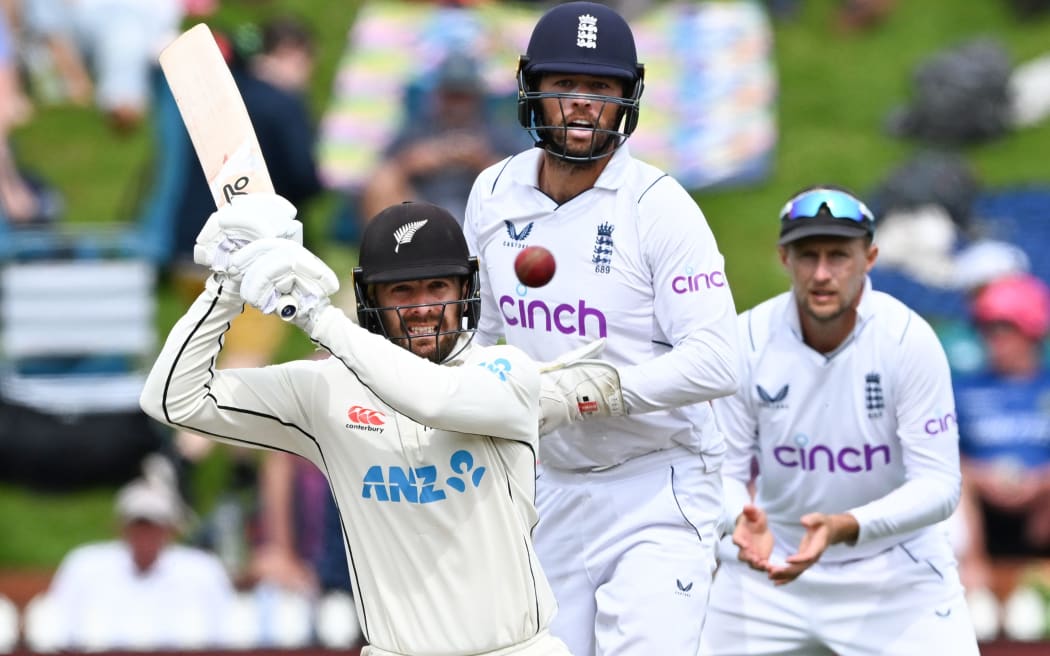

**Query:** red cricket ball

left=514, top=245, right=556, bottom=288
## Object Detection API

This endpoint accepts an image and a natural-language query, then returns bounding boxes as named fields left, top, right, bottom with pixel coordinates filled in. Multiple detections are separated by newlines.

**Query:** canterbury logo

left=393, top=220, right=428, bottom=253
left=756, top=384, right=789, bottom=404
left=347, top=405, right=386, bottom=426
left=504, top=220, right=533, bottom=241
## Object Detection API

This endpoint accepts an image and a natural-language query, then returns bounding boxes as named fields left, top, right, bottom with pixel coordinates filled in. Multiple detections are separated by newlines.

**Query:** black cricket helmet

left=353, top=202, right=481, bottom=344
left=517, top=1, right=645, bottom=162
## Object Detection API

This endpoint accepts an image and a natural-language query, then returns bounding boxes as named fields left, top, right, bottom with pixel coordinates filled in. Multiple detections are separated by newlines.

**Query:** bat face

left=159, top=23, right=298, bottom=321
left=158, top=23, right=274, bottom=209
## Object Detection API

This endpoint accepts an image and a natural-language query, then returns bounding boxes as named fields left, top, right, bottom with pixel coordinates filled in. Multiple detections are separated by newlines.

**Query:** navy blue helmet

left=517, top=2, right=645, bottom=163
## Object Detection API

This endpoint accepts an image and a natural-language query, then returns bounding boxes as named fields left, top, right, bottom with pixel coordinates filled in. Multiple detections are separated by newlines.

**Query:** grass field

left=3, top=0, right=1050, bottom=568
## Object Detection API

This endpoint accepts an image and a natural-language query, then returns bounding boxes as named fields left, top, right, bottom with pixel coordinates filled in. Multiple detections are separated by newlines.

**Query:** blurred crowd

left=0, top=0, right=1050, bottom=652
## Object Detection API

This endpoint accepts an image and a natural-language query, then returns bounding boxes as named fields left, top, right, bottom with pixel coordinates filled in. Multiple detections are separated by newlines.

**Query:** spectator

left=954, top=273, right=1050, bottom=601
left=43, top=457, right=236, bottom=651
left=16, top=0, right=182, bottom=132
left=0, top=6, right=40, bottom=225
left=359, top=50, right=524, bottom=226
left=248, top=452, right=332, bottom=595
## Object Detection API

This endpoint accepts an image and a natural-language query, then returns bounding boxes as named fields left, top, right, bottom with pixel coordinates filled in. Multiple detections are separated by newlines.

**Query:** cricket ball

left=514, top=246, right=556, bottom=288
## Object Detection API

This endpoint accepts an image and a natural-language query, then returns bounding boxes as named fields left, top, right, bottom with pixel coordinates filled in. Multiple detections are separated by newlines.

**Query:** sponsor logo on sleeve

left=924, top=412, right=957, bottom=436
left=671, top=267, right=726, bottom=295
left=479, top=358, right=511, bottom=381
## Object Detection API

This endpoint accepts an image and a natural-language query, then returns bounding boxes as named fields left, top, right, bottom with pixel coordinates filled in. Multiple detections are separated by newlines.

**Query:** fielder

left=140, top=197, right=606, bottom=655
left=463, top=3, right=741, bottom=653
left=699, top=186, right=980, bottom=655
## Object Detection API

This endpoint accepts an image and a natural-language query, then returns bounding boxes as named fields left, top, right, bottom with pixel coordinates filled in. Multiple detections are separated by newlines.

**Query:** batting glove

left=538, top=339, right=626, bottom=435
left=194, top=194, right=303, bottom=282
left=233, top=238, right=339, bottom=332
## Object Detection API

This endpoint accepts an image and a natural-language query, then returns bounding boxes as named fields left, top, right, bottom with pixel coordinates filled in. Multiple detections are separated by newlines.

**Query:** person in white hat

left=43, top=464, right=235, bottom=651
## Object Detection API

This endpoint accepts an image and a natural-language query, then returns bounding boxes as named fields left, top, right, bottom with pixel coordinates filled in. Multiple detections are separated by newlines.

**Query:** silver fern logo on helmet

left=393, top=220, right=428, bottom=253
left=576, top=14, right=597, bottom=49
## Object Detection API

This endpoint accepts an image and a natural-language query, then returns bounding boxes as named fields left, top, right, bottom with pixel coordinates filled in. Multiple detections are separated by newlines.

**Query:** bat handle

left=277, top=295, right=298, bottom=322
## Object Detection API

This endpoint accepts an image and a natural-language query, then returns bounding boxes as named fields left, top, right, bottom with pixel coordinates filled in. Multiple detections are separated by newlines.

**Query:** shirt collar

left=511, top=143, right=633, bottom=191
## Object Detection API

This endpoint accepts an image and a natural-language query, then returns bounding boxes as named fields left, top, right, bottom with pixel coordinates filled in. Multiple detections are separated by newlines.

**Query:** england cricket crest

left=592, top=222, right=614, bottom=274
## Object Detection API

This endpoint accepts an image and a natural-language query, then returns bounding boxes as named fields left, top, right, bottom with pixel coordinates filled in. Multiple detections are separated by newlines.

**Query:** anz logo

left=479, top=358, right=511, bottom=381
left=756, top=384, right=789, bottom=409
left=503, top=220, right=534, bottom=249
left=361, top=449, right=487, bottom=504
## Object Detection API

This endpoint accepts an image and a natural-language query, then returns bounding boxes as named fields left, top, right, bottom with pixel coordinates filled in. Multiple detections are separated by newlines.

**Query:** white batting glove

left=194, top=194, right=303, bottom=277
left=538, top=339, right=626, bottom=436
left=233, top=238, right=339, bottom=331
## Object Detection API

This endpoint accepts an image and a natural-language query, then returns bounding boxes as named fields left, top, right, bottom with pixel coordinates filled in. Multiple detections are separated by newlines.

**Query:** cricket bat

left=159, top=23, right=297, bottom=320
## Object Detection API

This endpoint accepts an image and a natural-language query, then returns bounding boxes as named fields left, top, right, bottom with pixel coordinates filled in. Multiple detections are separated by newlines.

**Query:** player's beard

left=538, top=103, right=623, bottom=164
left=386, top=306, right=462, bottom=363
left=400, top=331, right=459, bottom=363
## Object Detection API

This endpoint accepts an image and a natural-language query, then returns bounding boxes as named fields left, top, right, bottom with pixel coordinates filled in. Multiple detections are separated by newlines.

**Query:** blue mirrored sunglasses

left=780, top=189, right=874, bottom=225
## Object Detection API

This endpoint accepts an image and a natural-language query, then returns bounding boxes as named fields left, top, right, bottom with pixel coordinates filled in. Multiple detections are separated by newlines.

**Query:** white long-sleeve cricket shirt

left=463, top=145, right=740, bottom=471
left=714, top=279, right=963, bottom=562
left=140, top=277, right=557, bottom=656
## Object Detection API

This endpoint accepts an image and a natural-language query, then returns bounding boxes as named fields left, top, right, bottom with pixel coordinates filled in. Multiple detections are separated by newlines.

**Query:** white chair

left=255, top=584, right=314, bottom=649
left=0, top=258, right=156, bottom=415
left=0, top=595, right=17, bottom=654
left=0, top=248, right=161, bottom=488
left=315, top=590, right=362, bottom=649
left=223, top=591, right=261, bottom=650
left=1001, top=585, right=1046, bottom=641
left=22, top=594, right=61, bottom=653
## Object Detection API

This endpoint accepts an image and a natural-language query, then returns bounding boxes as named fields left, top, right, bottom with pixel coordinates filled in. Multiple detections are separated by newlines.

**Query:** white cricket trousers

left=361, top=629, right=571, bottom=656
left=699, top=535, right=980, bottom=656
left=536, top=446, right=724, bottom=656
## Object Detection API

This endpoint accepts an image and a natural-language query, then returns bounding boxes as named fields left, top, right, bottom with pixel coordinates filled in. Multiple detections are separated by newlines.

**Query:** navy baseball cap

left=522, top=1, right=639, bottom=82
left=778, top=188, right=875, bottom=246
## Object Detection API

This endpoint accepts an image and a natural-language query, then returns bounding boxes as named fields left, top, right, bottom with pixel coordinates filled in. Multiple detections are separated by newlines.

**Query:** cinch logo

left=671, top=269, right=726, bottom=294
left=503, top=220, right=533, bottom=248
left=924, top=412, right=957, bottom=436
left=361, top=449, right=487, bottom=504
left=346, top=405, right=385, bottom=432
left=773, top=434, right=891, bottom=473
left=499, top=295, right=608, bottom=338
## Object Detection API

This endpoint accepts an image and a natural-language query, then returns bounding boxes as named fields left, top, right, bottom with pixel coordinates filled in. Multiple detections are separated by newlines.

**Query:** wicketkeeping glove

left=538, top=339, right=627, bottom=436
left=194, top=193, right=302, bottom=277
left=233, top=238, right=339, bottom=331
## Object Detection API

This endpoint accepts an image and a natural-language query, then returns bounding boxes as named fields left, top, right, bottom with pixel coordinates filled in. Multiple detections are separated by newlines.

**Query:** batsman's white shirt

left=464, top=145, right=740, bottom=470
left=716, top=279, right=961, bottom=561
left=140, top=278, right=567, bottom=656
